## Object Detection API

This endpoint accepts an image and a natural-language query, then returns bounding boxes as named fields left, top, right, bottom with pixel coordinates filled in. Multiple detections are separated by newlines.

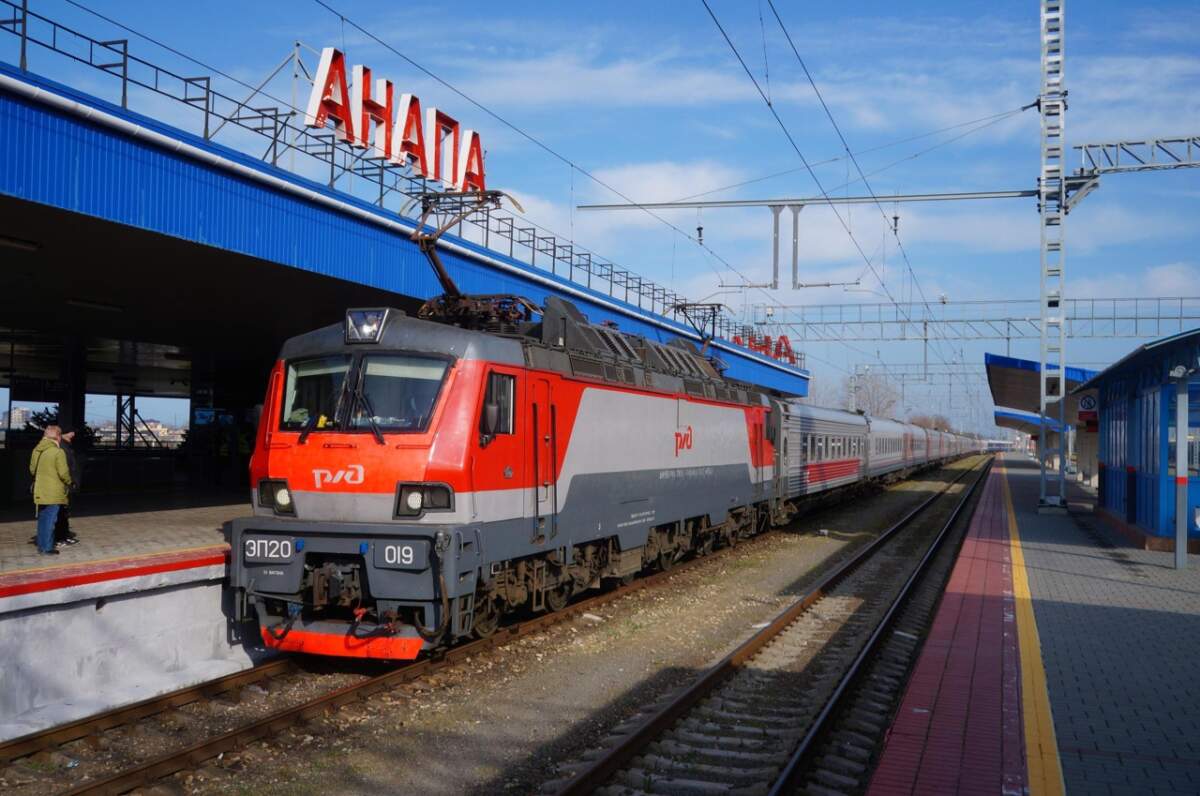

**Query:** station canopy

left=993, top=407, right=1067, bottom=438
left=985, top=353, right=1099, bottom=426
left=1072, top=328, right=1200, bottom=394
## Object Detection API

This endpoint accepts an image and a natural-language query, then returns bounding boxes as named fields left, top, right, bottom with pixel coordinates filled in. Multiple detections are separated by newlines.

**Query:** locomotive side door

left=473, top=367, right=524, bottom=521
left=531, top=377, right=558, bottom=544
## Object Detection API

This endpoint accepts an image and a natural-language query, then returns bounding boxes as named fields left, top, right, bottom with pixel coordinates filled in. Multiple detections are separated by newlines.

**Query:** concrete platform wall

left=0, top=571, right=265, bottom=742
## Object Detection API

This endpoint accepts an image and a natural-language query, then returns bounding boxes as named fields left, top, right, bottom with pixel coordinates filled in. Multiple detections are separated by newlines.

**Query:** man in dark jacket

left=54, top=427, right=82, bottom=546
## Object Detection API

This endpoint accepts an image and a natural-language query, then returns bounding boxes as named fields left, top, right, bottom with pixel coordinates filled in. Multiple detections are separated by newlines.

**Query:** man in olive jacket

left=30, top=425, right=73, bottom=555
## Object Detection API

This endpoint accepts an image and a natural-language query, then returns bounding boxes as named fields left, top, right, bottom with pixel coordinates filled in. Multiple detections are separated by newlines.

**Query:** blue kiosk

left=1074, top=329, right=1200, bottom=557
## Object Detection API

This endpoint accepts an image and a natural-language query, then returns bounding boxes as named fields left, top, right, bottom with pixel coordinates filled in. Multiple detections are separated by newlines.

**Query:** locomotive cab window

left=349, top=355, right=449, bottom=432
left=481, top=372, right=515, bottom=436
left=280, top=356, right=351, bottom=430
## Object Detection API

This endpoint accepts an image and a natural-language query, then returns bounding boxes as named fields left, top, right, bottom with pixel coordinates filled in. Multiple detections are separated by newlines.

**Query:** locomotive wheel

left=545, top=585, right=571, bottom=613
left=472, top=599, right=501, bottom=638
left=657, top=547, right=676, bottom=571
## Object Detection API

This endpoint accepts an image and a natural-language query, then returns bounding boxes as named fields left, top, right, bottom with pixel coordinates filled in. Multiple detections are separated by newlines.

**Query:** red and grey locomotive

left=229, top=296, right=980, bottom=660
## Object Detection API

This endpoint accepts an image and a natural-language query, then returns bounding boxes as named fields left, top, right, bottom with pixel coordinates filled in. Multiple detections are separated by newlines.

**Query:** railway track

left=546, top=455, right=991, bottom=796
left=5, top=516, right=800, bottom=796
left=2, top=461, right=978, bottom=796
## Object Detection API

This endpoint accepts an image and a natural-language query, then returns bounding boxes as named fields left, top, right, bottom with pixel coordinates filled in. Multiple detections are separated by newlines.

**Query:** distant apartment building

left=4, top=406, right=32, bottom=429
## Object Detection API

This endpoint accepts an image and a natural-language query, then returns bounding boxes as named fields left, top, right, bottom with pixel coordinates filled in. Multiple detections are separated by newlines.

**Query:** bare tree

left=910, top=413, right=955, bottom=431
left=801, top=375, right=843, bottom=409
left=843, top=373, right=899, bottom=417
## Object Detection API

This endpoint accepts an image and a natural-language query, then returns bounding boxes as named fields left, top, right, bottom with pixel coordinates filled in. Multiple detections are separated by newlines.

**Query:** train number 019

left=244, top=538, right=292, bottom=560
left=383, top=544, right=416, bottom=565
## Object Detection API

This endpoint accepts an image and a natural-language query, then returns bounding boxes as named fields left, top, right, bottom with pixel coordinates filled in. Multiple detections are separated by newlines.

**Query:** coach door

left=531, top=377, right=558, bottom=543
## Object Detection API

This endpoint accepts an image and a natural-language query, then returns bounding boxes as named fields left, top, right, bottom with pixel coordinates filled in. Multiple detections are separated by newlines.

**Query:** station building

left=0, top=22, right=809, bottom=508
left=1074, top=329, right=1200, bottom=550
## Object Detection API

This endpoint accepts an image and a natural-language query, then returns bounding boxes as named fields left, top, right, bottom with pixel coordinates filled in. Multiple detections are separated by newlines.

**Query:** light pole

left=1170, top=364, right=1195, bottom=570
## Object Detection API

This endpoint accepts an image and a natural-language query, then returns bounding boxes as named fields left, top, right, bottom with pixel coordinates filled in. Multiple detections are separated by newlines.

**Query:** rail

left=551, top=455, right=990, bottom=795
left=35, top=521, right=786, bottom=796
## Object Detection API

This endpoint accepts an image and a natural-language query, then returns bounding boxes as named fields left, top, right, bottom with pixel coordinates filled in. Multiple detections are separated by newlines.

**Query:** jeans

left=36, top=505, right=61, bottom=553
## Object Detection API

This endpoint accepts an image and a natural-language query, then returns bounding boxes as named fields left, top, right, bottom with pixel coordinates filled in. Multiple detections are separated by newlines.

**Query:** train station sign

left=305, top=47, right=486, bottom=193
left=732, top=333, right=798, bottom=366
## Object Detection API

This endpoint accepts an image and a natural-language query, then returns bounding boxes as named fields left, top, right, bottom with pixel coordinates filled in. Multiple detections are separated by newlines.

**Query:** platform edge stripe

left=1001, top=459, right=1066, bottom=796
left=0, top=553, right=228, bottom=598
left=0, top=543, right=230, bottom=579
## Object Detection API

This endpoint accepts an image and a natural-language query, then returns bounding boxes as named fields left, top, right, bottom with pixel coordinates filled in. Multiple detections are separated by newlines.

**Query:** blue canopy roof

left=994, top=407, right=1068, bottom=437
left=985, top=353, right=1100, bottom=426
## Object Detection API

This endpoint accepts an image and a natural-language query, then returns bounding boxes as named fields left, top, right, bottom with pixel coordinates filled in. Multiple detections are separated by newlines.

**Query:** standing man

left=30, top=424, right=72, bottom=556
left=54, top=427, right=82, bottom=546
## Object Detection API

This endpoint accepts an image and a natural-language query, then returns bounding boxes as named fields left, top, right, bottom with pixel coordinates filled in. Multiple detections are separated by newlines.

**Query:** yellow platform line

left=1000, top=460, right=1065, bottom=796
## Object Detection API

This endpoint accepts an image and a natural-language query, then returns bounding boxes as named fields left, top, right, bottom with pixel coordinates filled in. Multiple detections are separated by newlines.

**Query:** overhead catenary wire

left=765, top=0, right=962, bottom=368
left=309, top=0, right=759, bottom=288
left=63, top=0, right=966, bottom=416
left=312, top=0, right=858, bottom=318
left=701, top=0, right=988, bottom=424
left=61, top=0, right=746, bottom=295
left=699, top=3, right=939, bottom=364
left=670, top=106, right=1028, bottom=204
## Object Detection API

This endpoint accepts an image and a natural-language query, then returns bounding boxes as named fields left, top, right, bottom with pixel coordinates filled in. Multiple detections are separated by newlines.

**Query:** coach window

left=481, top=372, right=515, bottom=435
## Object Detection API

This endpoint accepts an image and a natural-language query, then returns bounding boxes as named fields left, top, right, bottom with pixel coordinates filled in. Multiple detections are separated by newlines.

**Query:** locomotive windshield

left=280, top=356, right=351, bottom=431
left=278, top=354, right=448, bottom=434
left=347, top=355, right=448, bottom=432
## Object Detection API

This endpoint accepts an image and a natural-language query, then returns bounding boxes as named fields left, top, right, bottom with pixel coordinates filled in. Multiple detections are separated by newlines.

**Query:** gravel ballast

left=3, top=460, right=978, bottom=795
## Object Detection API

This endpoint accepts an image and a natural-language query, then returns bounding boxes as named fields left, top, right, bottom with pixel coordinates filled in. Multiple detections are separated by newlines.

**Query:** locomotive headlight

left=395, top=483, right=454, bottom=517
left=345, top=308, right=391, bottom=344
left=258, top=479, right=295, bottom=516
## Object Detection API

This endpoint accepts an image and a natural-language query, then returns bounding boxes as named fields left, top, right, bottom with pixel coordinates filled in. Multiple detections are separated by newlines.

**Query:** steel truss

left=1076, top=136, right=1200, bottom=175
left=753, top=297, right=1200, bottom=344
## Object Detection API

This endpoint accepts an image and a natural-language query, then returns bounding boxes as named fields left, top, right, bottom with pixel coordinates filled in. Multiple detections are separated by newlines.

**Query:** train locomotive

left=229, top=296, right=982, bottom=660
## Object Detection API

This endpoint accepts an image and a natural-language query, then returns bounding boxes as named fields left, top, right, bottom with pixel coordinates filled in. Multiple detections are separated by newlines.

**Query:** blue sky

left=9, top=0, right=1200, bottom=431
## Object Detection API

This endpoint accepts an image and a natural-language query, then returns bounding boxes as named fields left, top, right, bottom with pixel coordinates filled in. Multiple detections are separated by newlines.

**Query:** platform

left=0, top=492, right=261, bottom=741
left=869, top=454, right=1200, bottom=795
left=0, top=491, right=242, bottom=576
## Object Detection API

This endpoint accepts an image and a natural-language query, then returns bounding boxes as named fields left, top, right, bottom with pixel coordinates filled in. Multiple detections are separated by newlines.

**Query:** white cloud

left=1070, top=55, right=1200, bottom=142
left=439, top=49, right=758, bottom=109
left=589, top=160, right=747, bottom=205
left=1072, top=262, right=1200, bottom=300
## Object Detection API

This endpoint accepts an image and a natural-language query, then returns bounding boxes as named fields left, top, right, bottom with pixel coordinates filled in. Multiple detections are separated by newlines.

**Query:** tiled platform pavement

left=870, top=453, right=1200, bottom=796
left=1009, top=456, right=1200, bottom=796
left=868, top=460, right=1026, bottom=796
left=0, top=492, right=244, bottom=575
